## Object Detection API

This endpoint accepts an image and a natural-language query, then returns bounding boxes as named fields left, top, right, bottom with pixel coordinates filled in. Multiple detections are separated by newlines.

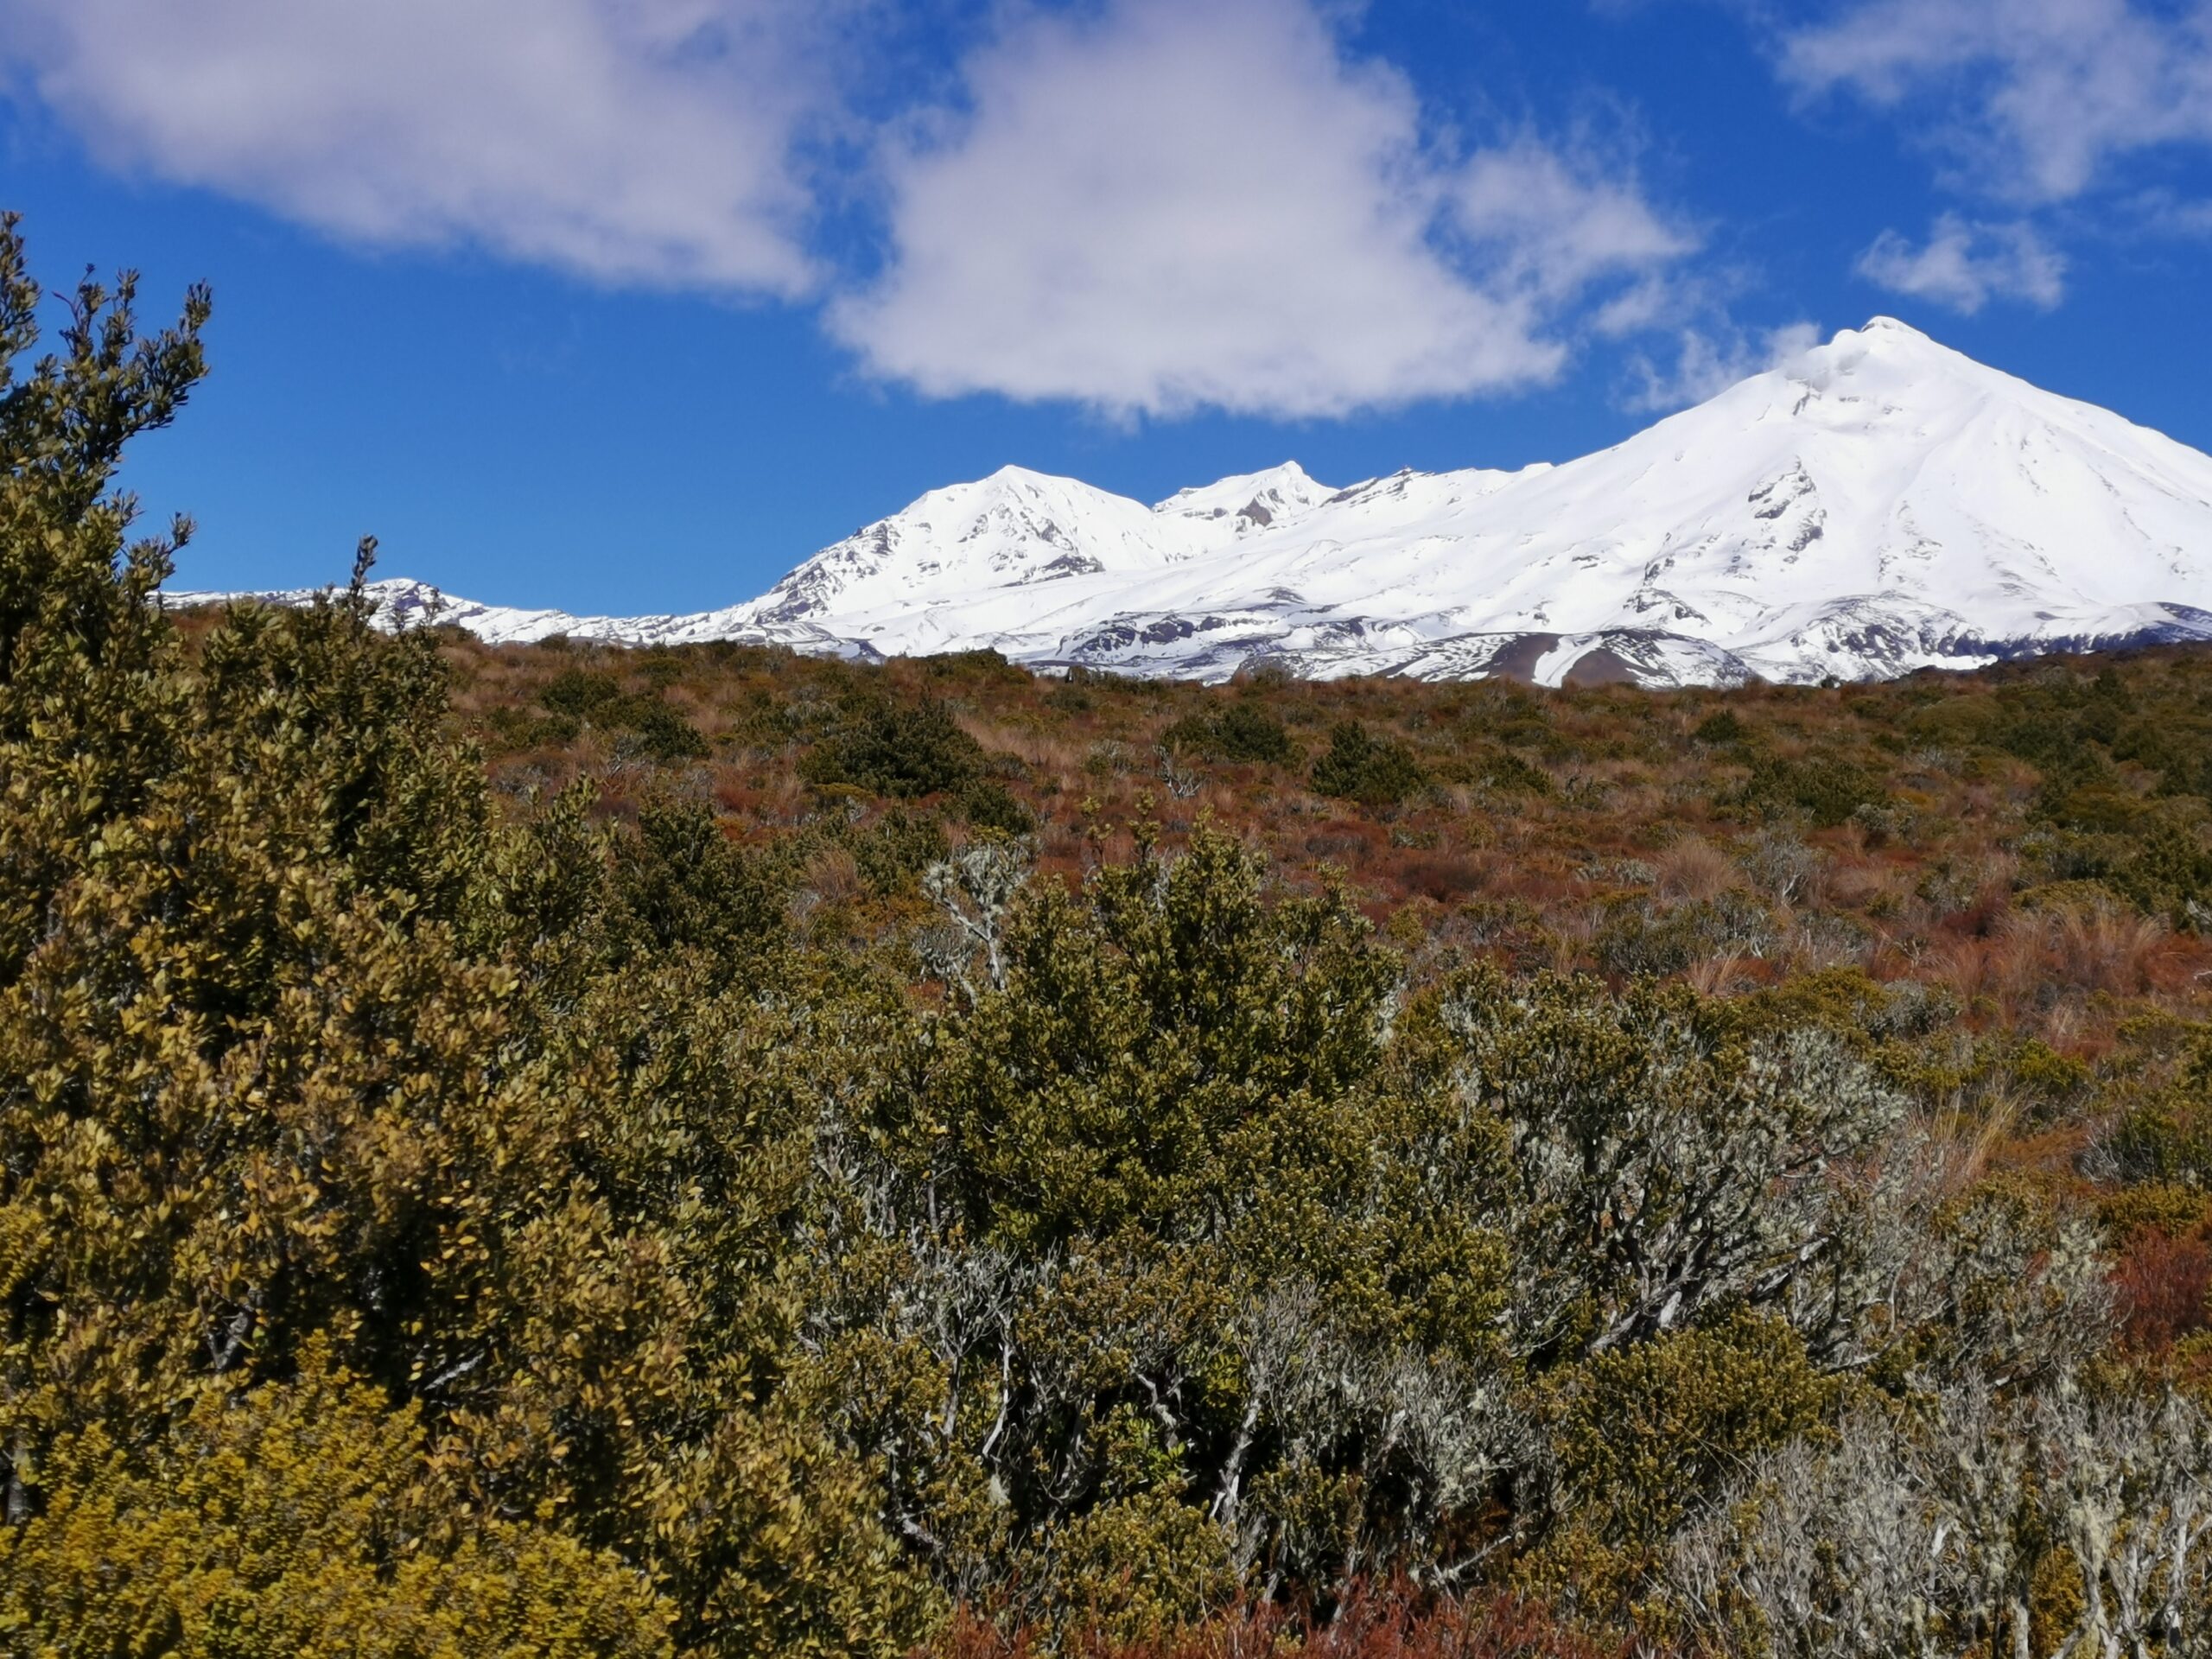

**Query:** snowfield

left=180, top=320, right=2212, bottom=689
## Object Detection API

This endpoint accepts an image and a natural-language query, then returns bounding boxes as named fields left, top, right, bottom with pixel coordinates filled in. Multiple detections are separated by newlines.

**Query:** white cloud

left=0, top=0, right=848, bottom=294
left=2, top=0, right=1704, bottom=422
left=1781, top=0, right=2212, bottom=203
left=2131, top=190, right=2212, bottom=238
left=829, top=0, right=1694, bottom=419
left=1449, top=143, right=1694, bottom=300
left=1622, top=320, right=1822, bottom=414
left=1854, top=214, right=2066, bottom=313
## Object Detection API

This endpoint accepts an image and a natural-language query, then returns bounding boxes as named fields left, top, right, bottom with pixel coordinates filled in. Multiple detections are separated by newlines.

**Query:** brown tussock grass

left=1654, top=836, right=1741, bottom=904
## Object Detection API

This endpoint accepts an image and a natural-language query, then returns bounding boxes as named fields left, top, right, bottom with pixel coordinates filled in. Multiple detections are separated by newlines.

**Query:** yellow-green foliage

left=1534, top=1314, right=1833, bottom=1615
left=1032, top=1491, right=1237, bottom=1643
left=1, top=1341, right=671, bottom=1657
left=1555, top=1315, right=1833, bottom=1535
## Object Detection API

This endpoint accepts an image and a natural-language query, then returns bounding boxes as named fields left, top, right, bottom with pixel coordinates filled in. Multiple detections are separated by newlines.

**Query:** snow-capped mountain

left=180, top=321, right=2212, bottom=688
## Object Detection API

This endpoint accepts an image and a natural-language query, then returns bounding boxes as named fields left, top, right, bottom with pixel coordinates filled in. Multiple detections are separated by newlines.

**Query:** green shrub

left=543, top=665, right=626, bottom=719
left=1739, top=751, right=1881, bottom=826
left=1162, top=702, right=1299, bottom=766
left=607, top=793, right=782, bottom=972
left=1311, top=721, right=1427, bottom=809
left=919, top=647, right=1030, bottom=686
left=1535, top=1314, right=1832, bottom=1613
left=632, top=697, right=709, bottom=761
left=957, top=777, right=1036, bottom=836
left=851, top=808, right=951, bottom=895
left=2113, top=812, right=2212, bottom=925
left=803, top=694, right=984, bottom=797
left=2100, top=1182, right=2212, bottom=1241
left=1591, top=893, right=1777, bottom=977
left=1692, top=709, right=1745, bottom=746
left=1470, top=743, right=1554, bottom=795
left=537, top=667, right=707, bottom=760
left=2104, top=1096, right=2212, bottom=1187
left=0, top=1343, right=673, bottom=1658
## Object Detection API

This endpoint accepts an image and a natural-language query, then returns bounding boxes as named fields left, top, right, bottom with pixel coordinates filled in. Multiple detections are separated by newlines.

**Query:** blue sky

left=3, top=0, right=2211, bottom=615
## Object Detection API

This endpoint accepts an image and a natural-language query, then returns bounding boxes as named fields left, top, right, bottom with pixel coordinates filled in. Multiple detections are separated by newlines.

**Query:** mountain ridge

left=178, top=319, right=2212, bottom=688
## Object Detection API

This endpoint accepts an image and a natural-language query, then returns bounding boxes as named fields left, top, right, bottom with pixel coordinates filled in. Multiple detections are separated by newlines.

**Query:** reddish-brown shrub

left=800, top=846, right=865, bottom=908
left=2113, top=1227, right=2212, bottom=1353
left=1395, top=853, right=1485, bottom=904
left=2048, top=903, right=2174, bottom=996
left=922, top=1581, right=1636, bottom=1659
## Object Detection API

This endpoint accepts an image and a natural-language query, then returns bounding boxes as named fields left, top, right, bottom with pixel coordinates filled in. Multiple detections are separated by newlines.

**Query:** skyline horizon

left=165, top=309, right=2212, bottom=698
left=8, top=2, right=2212, bottom=617
left=169, top=312, right=2205, bottom=620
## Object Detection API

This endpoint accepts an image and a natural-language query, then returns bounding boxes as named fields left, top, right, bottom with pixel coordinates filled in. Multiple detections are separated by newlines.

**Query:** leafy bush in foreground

left=0, top=220, right=922, bottom=1656
left=3, top=215, right=2209, bottom=1657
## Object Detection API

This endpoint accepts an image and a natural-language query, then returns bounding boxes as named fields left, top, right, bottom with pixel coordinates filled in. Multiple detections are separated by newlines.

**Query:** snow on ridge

left=177, top=320, right=2212, bottom=689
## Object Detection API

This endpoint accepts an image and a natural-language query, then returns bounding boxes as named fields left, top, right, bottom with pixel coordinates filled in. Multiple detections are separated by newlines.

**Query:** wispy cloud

left=1854, top=214, right=2066, bottom=313
left=2129, top=190, right=2212, bottom=238
left=1780, top=0, right=2212, bottom=204
left=1622, top=320, right=1822, bottom=414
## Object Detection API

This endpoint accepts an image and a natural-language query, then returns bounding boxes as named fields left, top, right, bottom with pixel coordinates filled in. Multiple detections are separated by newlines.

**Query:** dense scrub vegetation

left=5, top=219, right=2212, bottom=1656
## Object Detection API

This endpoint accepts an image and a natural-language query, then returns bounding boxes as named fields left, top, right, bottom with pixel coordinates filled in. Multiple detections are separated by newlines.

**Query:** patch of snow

left=181, top=321, right=2212, bottom=689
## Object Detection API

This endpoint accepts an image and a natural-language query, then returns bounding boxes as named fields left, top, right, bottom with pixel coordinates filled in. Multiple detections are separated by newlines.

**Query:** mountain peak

left=977, top=462, right=1082, bottom=492
left=192, top=322, right=2212, bottom=690
left=1155, top=460, right=1312, bottom=502
left=1151, top=461, right=1336, bottom=534
left=1808, top=315, right=1982, bottom=374
left=723, top=319, right=2212, bottom=683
